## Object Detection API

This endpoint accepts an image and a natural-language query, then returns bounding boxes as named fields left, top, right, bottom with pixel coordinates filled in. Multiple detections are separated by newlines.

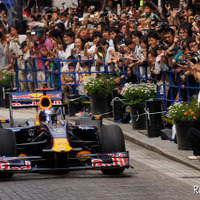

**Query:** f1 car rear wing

left=9, top=90, right=65, bottom=127
left=11, top=91, right=64, bottom=108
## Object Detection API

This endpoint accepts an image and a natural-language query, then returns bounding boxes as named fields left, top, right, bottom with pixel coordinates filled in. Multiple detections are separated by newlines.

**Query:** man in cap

left=31, top=26, right=53, bottom=88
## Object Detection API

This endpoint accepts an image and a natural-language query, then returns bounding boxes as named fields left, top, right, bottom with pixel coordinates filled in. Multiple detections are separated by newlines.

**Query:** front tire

left=98, top=125, right=125, bottom=175
left=0, top=129, right=16, bottom=178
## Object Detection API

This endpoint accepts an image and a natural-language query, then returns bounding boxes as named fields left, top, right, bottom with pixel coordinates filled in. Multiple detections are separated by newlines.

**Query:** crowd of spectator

left=1, top=0, right=200, bottom=101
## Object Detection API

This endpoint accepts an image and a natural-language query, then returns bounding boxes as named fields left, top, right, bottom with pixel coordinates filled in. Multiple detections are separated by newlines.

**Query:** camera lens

left=34, top=43, right=39, bottom=47
left=98, top=46, right=103, bottom=52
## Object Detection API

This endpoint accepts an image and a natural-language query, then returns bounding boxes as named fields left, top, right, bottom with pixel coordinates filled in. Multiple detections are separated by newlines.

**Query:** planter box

left=112, top=89, right=125, bottom=122
left=175, top=120, right=194, bottom=150
left=67, top=95, right=82, bottom=116
left=0, top=87, right=10, bottom=108
left=90, top=95, right=112, bottom=118
left=146, top=99, right=163, bottom=137
left=130, top=104, right=147, bottom=130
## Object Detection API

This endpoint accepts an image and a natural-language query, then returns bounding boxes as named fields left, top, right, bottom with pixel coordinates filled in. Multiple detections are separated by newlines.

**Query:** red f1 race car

left=0, top=89, right=130, bottom=178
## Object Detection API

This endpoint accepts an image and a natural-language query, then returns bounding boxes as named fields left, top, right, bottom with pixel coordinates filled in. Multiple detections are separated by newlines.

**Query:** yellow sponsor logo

left=76, top=151, right=91, bottom=161
left=19, top=153, right=27, bottom=157
left=52, top=139, right=72, bottom=152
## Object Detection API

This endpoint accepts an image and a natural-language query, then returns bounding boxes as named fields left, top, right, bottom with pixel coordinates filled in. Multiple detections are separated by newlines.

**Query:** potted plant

left=121, top=83, right=157, bottom=129
left=0, top=70, right=12, bottom=88
left=167, top=100, right=200, bottom=150
left=0, top=70, right=13, bottom=107
left=84, top=75, right=117, bottom=117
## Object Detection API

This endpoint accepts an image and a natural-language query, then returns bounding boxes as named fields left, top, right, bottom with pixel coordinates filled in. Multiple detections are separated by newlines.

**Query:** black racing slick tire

left=98, top=125, right=126, bottom=175
left=0, top=129, right=16, bottom=178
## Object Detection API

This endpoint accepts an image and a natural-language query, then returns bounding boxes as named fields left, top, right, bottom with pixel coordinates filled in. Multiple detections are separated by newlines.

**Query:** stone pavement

left=0, top=107, right=200, bottom=171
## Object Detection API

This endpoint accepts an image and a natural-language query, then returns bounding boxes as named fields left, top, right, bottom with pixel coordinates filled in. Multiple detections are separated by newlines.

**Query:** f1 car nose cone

left=52, top=139, right=72, bottom=152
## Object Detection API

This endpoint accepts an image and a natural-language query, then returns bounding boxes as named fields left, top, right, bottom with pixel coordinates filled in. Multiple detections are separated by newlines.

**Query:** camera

left=159, top=39, right=167, bottom=45
left=100, top=11, right=107, bottom=17
left=98, top=46, right=103, bottom=52
left=90, top=6, right=95, bottom=10
left=189, top=51, right=196, bottom=56
left=118, top=54, right=125, bottom=62
left=37, top=14, right=42, bottom=20
left=74, top=17, right=79, bottom=22
left=119, top=43, right=126, bottom=48
left=34, top=43, right=39, bottom=48
left=190, top=53, right=200, bottom=64
left=26, top=30, right=31, bottom=35
left=177, top=59, right=189, bottom=65
left=157, top=21, right=169, bottom=33
left=131, top=19, right=139, bottom=26
left=157, top=22, right=165, bottom=33
left=176, top=9, right=184, bottom=19
left=47, top=14, right=52, bottom=20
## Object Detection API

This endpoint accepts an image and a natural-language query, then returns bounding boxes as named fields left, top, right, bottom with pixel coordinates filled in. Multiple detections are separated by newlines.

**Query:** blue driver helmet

left=39, top=109, right=57, bottom=125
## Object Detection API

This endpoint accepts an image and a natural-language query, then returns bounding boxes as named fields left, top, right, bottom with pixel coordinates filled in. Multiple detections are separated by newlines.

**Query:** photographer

left=124, top=36, right=147, bottom=79
left=84, top=31, right=102, bottom=59
left=30, top=27, right=53, bottom=89
left=95, top=38, right=117, bottom=73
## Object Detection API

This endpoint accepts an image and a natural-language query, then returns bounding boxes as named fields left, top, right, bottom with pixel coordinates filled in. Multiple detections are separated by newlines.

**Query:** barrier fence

left=14, top=57, right=200, bottom=112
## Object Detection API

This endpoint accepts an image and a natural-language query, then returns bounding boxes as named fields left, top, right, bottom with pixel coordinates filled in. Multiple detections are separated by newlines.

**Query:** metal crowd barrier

left=157, top=70, right=199, bottom=112
left=14, top=57, right=200, bottom=112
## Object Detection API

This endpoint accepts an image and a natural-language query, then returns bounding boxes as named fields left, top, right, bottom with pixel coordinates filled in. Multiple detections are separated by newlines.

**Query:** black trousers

left=187, top=127, right=200, bottom=155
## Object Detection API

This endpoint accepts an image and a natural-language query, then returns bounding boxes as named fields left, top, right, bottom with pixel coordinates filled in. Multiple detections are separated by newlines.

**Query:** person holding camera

left=30, top=27, right=53, bottom=89
left=94, top=38, right=117, bottom=73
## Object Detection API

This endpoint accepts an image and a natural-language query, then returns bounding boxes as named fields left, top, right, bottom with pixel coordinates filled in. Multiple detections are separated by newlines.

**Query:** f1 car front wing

left=0, top=152, right=130, bottom=173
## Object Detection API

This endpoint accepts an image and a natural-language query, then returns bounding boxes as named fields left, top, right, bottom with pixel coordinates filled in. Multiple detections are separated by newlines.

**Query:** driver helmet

left=39, top=109, right=57, bottom=125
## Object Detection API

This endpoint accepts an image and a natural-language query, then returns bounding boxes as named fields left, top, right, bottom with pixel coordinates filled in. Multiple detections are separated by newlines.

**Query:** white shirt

left=105, top=46, right=115, bottom=72
left=133, top=45, right=147, bottom=77
left=108, top=39, right=114, bottom=48
left=88, top=44, right=96, bottom=57
left=58, top=43, right=75, bottom=72
left=0, top=43, right=8, bottom=69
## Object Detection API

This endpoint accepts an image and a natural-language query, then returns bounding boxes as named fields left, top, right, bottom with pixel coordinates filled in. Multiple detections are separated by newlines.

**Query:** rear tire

left=0, top=129, right=16, bottom=178
left=98, top=125, right=125, bottom=175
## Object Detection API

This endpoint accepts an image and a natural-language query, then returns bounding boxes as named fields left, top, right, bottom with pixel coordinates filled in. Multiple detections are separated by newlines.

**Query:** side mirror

left=26, top=120, right=35, bottom=126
